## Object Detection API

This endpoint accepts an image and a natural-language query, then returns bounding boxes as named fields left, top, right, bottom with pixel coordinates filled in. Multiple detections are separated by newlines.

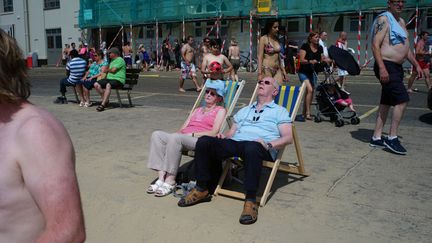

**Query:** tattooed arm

left=372, top=16, right=390, bottom=83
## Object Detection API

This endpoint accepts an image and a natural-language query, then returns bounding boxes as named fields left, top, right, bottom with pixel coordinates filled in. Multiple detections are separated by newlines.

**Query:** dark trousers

left=59, top=78, right=75, bottom=95
left=194, top=136, right=273, bottom=194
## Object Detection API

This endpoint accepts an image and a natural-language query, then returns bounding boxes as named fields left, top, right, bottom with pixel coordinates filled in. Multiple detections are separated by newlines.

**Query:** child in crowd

left=327, top=85, right=355, bottom=111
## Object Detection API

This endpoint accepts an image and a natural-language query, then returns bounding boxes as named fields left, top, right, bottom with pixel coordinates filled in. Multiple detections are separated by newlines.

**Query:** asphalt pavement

left=27, top=66, right=432, bottom=243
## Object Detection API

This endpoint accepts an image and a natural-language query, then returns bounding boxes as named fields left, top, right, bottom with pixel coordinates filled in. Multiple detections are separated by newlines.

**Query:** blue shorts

left=298, top=72, right=317, bottom=87
left=77, top=78, right=97, bottom=90
left=374, top=60, right=409, bottom=106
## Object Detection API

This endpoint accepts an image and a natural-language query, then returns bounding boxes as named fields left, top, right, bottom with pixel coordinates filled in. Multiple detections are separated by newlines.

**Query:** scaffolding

left=79, top=0, right=431, bottom=28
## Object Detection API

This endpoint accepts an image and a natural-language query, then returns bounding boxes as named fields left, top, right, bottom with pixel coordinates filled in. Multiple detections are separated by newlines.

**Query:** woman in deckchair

left=147, top=80, right=227, bottom=197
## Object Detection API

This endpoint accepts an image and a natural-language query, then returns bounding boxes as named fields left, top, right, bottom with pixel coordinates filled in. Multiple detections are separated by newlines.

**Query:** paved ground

left=28, top=67, right=432, bottom=243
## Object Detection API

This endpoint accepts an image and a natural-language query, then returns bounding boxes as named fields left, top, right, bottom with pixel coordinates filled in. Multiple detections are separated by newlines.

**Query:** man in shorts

left=94, top=47, right=126, bottom=111
left=179, top=36, right=202, bottom=92
left=369, top=0, right=423, bottom=155
left=0, top=28, right=86, bottom=243
left=228, top=38, right=241, bottom=81
left=123, top=41, right=133, bottom=68
left=407, top=31, right=431, bottom=93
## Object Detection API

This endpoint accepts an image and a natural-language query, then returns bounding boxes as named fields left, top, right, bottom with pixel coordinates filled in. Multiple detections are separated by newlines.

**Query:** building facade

left=0, top=0, right=82, bottom=65
left=1, top=0, right=431, bottom=66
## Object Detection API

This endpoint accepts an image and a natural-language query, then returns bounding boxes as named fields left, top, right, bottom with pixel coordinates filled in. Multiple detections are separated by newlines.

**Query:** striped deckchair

left=183, top=79, right=245, bottom=157
left=214, top=82, right=308, bottom=206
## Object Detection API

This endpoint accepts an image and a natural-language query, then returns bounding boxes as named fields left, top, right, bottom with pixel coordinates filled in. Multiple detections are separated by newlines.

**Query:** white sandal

left=147, top=179, right=164, bottom=194
left=155, top=182, right=176, bottom=197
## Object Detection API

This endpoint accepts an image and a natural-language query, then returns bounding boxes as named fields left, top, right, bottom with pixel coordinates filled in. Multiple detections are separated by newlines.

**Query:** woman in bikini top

left=258, top=19, right=287, bottom=84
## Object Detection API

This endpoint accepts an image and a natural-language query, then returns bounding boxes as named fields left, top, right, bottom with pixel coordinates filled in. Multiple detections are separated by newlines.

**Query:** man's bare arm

left=223, top=56, right=233, bottom=74
left=269, top=123, right=293, bottom=149
left=181, top=45, right=188, bottom=64
left=372, top=16, right=389, bottom=82
left=17, top=111, right=85, bottom=243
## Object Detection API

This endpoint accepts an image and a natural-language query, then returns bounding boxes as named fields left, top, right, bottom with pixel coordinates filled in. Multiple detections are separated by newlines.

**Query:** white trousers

left=147, top=131, right=198, bottom=175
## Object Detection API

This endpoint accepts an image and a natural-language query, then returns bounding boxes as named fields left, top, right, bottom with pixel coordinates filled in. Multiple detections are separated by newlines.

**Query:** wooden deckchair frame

left=214, top=82, right=308, bottom=206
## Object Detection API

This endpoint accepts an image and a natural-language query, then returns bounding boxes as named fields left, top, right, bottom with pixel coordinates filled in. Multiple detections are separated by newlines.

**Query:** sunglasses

left=205, top=89, right=217, bottom=97
left=258, top=80, right=272, bottom=85
left=253, top=109, right=264, bottom=122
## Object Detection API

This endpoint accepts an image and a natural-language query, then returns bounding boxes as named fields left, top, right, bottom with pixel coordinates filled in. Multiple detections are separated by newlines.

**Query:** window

left=146, top=25, right=154, bottom=39
left=195, top=22, right=202, bottom=37
left=427, top=9, right=432, bottom=29
left=205, top=20, right=227, bottom=37
left=2, top=0, right=13, bottom=12
left=44, top=0, right=60, bottom=10
left=406, top=13, right=416, bottom=30
left=349, top=15, right=365, bottom=32
left=138, top=27, right=144, bottom=38
left=46, top=28, right=62, bottom=49
left=334, top=15, right=344, bottom=32
left=287, top=20, right=300, bottom=32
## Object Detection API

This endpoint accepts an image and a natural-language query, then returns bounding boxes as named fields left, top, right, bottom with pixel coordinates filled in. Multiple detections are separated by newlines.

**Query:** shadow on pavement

left=419, top=112, right=432, bottom=125
left=350, top=128, right=374, bottom=143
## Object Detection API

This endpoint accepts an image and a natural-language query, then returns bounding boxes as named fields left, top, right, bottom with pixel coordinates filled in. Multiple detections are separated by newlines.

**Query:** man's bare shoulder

left=372, top=16, right=389, bottom=40
left=13, top=103, right=70, bottom=143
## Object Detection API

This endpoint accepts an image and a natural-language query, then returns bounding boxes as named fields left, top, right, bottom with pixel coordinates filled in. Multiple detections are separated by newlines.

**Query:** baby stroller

left=314, top=45, right=361, bottom=127
left=314, top=70, right=360, bottom=127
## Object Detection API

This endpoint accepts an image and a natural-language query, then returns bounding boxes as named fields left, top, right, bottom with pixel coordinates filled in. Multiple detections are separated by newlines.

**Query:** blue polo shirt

left=232, top=101, right=292, bottom=159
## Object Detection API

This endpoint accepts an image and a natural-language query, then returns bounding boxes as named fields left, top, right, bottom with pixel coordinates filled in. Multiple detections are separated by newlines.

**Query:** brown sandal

left=96, top=104, right=105, bottom=112
left=177, top=188, right=211, bottom=207
left=239, top=201, right=259, bottom=225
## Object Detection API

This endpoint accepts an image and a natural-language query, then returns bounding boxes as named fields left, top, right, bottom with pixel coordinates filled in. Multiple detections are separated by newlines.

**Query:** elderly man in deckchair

left=177, top=77, right=293, bottom=225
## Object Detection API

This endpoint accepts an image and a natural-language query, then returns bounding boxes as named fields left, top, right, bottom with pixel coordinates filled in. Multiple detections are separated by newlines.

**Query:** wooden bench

left=114, top=68, right=140, bottom=107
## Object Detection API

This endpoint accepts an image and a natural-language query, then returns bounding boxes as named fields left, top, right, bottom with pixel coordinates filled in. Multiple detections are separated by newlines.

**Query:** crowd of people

left=2, top=3, right=431, bottom=242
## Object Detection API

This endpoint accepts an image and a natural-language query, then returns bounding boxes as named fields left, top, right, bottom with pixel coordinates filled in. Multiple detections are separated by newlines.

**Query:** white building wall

left=0, top=0, right=81, bottom=63
left=28, top=0, right=45, bottom=59
left=0, top=0, right=26, bottom=53
left=43, top=0, right=81, bottom=48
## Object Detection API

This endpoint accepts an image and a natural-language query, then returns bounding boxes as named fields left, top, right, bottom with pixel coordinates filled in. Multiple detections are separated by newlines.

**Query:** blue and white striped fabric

left=66, top=57, right=87, bottom=84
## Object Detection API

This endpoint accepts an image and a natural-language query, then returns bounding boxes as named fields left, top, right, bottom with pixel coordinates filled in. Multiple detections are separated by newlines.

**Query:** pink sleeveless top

left=180, top=106, right=224, bottom=134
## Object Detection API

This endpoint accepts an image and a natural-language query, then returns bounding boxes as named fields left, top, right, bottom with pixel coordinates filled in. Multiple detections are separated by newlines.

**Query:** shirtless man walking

left=200, top=37, right=211, bottom=82
left=179, top=36, right=202, bottom=92
left=201, top=39, right=233, bottom=81
left=0, top=29, right=86, bottom=243
left=369, top=0, right=422, bottom=155
left=228, top=38, right=241, bottom=81
left=123, top=41, right=133, bottom=68
left=407, top=31, right=431, bottom=93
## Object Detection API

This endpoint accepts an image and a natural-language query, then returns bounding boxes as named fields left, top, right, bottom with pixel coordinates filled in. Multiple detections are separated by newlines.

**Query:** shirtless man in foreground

left=179, top=36, right=202, bottom=92
left=369, top=0, right=422, bottom=155
left=0, top=29, right=85, bottom=243
left=201, top=39, right=233, bottom=81
left=228, top=38, right=240, bottom=81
